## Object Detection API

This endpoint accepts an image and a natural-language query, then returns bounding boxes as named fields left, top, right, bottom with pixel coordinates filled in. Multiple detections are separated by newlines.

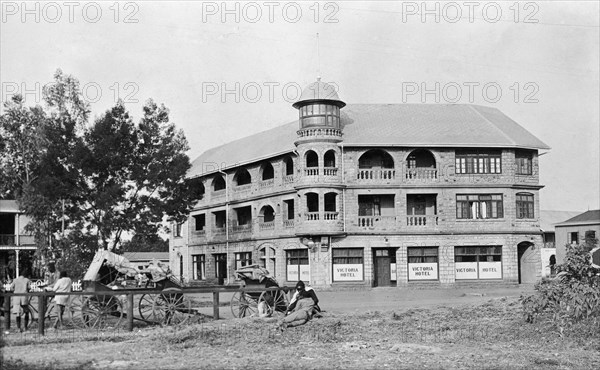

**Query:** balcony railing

left=283, top=219, right=295, bottom=228
left=406, top=215, right=439, bottom=226
left=283, top=174, right=294, bottom=184
left=305, top=168, right=319, bottom=176
left=194, top=230, right=206, bottom=236
left=231, top=224, right=252, bottom=233
left=305, top=212, right=320, bottom=221
left=357, top=169, right=395, bottom=180
left=234, top=184, right=252, bottom=192
left=213, top=227, right=226, bottom=235
left=405, top=168, right=438, bottom=180
left=259, top=179, right=274, bottom=189
left=324, top=211, right=339, bottom=220
left=259, top=221, right=275, bottom=231
left=323, top=167, right=338, bottom=176
left=357, top=216, right=396, bottom=228
left=212, top=189, right=226, bottom=199
left=0, top=234, right=15, bottom=245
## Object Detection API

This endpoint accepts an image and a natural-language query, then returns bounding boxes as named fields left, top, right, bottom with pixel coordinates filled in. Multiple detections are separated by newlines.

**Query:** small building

left=539, top=210, right=581, bottom=277
left=555, top=209, right=600, bottom=263
left=0, top=200, right=36, bottom=280
left=122, top=252, right=170, bottom=271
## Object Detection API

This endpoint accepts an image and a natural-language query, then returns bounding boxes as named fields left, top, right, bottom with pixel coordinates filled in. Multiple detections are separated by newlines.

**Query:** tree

left=1, top=69, right=199, bottom=277
left=71, top=100, right=198, bottom=251
left=121, top=234, right=169, bottom=253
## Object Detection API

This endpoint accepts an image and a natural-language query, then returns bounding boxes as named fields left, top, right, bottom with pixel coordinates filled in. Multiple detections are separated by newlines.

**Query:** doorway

left=214, top=253, right=227, bottom=285
left=373, top=248, right=396, bottom=287
left=517, top=242, right=537, bottom=284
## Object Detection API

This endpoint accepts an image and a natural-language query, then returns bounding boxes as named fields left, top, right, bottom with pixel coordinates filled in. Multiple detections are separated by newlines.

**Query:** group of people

left=7, top=263, right=73, bottom=332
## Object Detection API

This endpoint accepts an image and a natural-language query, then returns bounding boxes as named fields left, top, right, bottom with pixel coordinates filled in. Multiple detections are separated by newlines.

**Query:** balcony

left=212, top=190, right=226, bottom=201
left=305, top=168, right=319, bottom=176
left=305, top=212, right=320, bottom=221
left=357, top=169, right=395, bottom=181
left=283, top=219, right=295, bottom=228
left=259, top=179, right=274, bottom=189
left=324, top=211, right=339, bottom=221
left=259, top=221, right=275, bottom=231
left=231, top=224, right=252, bottom=233
left=213, top=227, right=226, bottom=236
left=233, top=184, right=252, bottom=193
left=406, top=215, right=439, bottom=227
left=357, top=216, right=396, bottom=229
left=405, top=168, right=438, bottom=180
left=323, top=167, right=338, bottom=176
left=283, top=174, right=294, bottom=185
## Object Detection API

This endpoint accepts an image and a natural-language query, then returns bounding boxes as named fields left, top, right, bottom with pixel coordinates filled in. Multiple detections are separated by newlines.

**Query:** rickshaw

left=75, top=250, right=194, bottom=328
left=230, top=265, right=289, bottom=318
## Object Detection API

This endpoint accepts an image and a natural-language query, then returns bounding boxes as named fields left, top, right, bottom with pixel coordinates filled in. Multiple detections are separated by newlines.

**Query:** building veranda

left=169, top=80, right=550, bottom=288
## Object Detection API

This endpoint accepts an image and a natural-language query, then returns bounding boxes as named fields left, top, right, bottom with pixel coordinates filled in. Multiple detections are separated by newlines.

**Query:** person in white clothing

left=46, top=271, right=72, bottom=329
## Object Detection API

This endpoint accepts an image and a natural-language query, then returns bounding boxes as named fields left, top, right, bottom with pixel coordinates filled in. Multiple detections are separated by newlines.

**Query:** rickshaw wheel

left=230, top=291, right=259, bottom=318
left=152, top=289, right=191, bottom=326
left=138, top=294, right=159, bottom=323
left=64, top=295, right=86, bottom=328
left=259, top=290, right=289, bottom=317
left=80, top=295, right=124, bottom=329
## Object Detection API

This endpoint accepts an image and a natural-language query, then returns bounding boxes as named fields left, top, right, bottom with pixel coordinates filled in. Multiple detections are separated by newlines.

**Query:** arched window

left=324, top=150, right=336, bottom=168
left=407, top=149, right=436, bottom=169
left=306, top=192, right=319, bottom=212
left=234, top=168, right=251, bottom=186
left=261, top=163, right=274, bottom=180
left=305, top=150, right=318, bottom=168
left=213, top=174, right=226, bottom=191
left=324, top=192, right=337, bottom=212
left=260, top=205, right=275, bottom=223
left=358, top=149, right=394, bottom=169
left=283, top=157, right=294, bottom=176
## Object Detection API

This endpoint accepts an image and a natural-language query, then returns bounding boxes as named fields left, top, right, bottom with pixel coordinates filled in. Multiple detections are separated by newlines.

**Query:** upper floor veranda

left=189, top=146, right=541, bottom=209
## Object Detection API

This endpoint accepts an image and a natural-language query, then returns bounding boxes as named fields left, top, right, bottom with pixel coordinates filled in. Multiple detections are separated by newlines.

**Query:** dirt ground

left=2, top=286, right=599, bottom=369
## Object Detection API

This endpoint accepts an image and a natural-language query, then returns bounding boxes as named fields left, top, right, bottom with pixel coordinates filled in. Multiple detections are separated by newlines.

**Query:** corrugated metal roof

left=122, top=252, right=170, bottom=262
left=539, top=210, right=582, bottom=232
left=189, top=104, right=550, bottom=177
left=555, top=210, right=600, bottom=226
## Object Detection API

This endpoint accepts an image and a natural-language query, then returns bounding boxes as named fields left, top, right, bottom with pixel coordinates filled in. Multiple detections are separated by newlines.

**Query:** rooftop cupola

left=293, top=78, right=346, bottom=133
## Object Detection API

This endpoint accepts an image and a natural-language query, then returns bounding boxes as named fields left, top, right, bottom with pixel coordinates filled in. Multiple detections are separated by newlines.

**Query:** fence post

left=3, top=295, right=10, bottom=330
left=213, top=291, right=219, bottom=320
left=38, top=292, right=46, bottom=336
left=127, top=293, right=134, bottom=332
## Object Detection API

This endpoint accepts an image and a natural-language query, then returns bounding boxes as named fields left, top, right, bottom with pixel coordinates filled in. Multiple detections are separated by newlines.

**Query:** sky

left=1, top=0, right=598, bottom=212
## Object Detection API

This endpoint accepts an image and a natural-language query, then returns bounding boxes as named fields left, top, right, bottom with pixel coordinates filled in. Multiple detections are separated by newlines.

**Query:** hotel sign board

left=408, top=263, right=438, bottom=281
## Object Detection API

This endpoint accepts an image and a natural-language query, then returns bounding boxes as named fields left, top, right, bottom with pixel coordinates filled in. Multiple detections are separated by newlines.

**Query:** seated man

left=278, top=280, right=320, bottom=329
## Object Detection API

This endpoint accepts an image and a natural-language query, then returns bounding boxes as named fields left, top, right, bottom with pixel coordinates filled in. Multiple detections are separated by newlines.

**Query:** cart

left=72, top=250, right=195, bottom=328
left=230, top=265, right=289, bottom=318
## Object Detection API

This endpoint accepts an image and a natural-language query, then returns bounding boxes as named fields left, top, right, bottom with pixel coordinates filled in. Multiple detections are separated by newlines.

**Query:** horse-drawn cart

left=230, top=265, right=289, bottom=318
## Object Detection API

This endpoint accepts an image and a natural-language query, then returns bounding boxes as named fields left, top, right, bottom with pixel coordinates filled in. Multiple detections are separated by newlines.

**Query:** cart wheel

left=152, top=290, right=191, bottom=326
left=67, top=296, right=86, bottom=328
left=259, top=290, right=289, bottom=317
left=138, top=294, right=159, bottom=323
left=230, top=291, right=259, bottom=318
left=80, top=295, right=123, bottom=329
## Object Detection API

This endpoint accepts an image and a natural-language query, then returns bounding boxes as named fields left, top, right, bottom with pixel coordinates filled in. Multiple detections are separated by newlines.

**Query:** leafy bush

left=521, top=243, right=600, bottom=334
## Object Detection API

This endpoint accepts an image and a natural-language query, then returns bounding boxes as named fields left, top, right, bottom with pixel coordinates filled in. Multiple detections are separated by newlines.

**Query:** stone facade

left=171, top=82, right=546, bottom=288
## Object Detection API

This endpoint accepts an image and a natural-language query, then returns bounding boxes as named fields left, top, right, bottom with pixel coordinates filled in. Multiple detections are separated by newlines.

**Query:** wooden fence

left=2, top=285, right=292, bottom=336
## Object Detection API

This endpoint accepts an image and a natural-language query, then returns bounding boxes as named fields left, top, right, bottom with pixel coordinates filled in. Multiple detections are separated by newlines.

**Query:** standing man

left=46, top=271, right=72, bottom=329
left=9, top=270, right=31, bottom=332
